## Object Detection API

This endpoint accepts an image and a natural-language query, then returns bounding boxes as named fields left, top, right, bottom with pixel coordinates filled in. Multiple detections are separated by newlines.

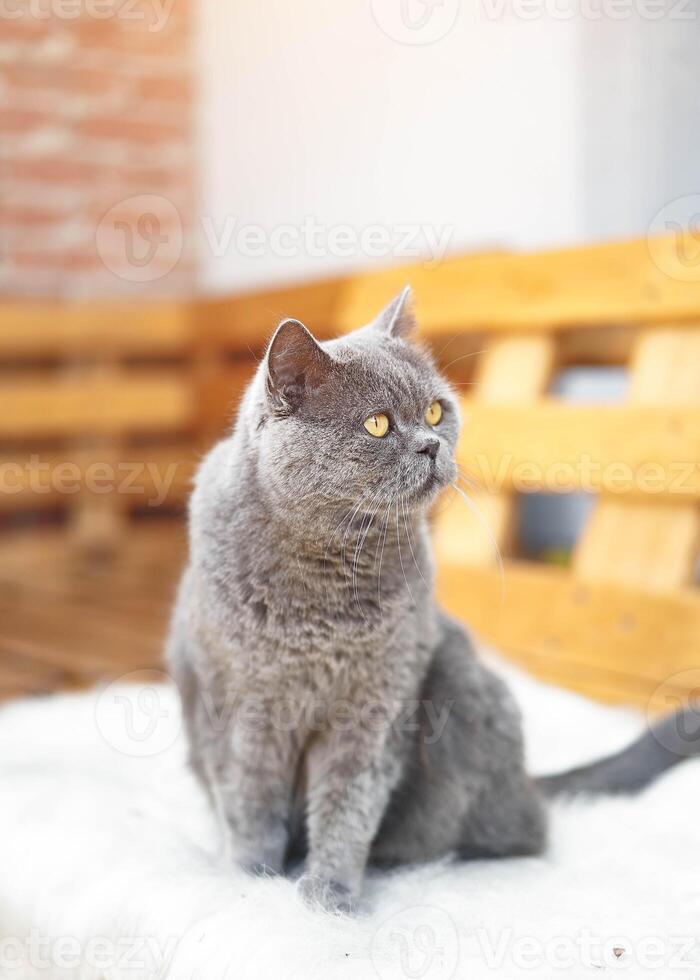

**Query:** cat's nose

left=417, top=437, right=439, bottom=461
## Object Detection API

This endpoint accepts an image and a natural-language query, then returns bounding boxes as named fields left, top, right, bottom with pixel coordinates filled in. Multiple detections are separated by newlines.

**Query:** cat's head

left=250, top=287, right=460, bottom=515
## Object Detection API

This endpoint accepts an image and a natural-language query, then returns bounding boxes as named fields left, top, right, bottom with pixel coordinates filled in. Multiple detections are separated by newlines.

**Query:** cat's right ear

left=372, top=285, right=417, bottom=340
left=266, top=318, right=333, bottom=413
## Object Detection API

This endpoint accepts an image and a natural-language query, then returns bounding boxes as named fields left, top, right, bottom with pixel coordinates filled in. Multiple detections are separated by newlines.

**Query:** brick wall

left=0, top=0, right=197, bottom=298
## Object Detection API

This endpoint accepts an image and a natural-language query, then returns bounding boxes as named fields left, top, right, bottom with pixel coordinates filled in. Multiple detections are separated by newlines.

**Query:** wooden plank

left=436, top=559, right=700, bottom=707
left=454, top=402, right=700, bottom=499
left=575, top=501, right=700, bottom=589
left=194, top=279, right=346, bottom=351
left=434, top=335, right=557, bottom=565
left=471, top=335, right=557, bottom=403
left=574, top=327, right=700, bottom=589
left=5, top=237, right=699, bottom=366
left=194, top=360, right=256, bottom=445
left=628, top=327, right=700, bottom=403
left=0, top=444, right=197, bottom=512
left=335, top=236, right=700, bottom=336
left=0, top=371, right=194, bottom=437
left=0, top=302, right=193, bottom=358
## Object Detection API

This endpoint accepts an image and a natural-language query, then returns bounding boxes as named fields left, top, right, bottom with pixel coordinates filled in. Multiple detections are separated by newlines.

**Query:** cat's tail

left=536, top=706, right=700, bottom=797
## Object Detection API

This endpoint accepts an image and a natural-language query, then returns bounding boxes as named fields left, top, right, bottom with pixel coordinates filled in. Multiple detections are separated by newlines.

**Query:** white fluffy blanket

left=0, top=659, right=698, bottom=980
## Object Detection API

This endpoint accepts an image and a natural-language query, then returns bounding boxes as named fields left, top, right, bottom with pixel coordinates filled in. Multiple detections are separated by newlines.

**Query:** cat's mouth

left=412, top=467, right=443, bottom=503
left=411, top=457, right=456, bottom=504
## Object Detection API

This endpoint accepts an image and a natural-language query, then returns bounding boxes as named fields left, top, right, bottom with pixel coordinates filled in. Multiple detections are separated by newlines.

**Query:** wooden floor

left=0, top=520, right=187, bottom=701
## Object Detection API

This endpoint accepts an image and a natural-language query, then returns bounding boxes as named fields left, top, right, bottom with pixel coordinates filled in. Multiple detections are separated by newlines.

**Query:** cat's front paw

left=296, top=874, right=366, bottom=916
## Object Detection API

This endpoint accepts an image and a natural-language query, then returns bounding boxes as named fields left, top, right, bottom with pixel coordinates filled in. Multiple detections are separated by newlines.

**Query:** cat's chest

left=196, top=530, right=431, bottom=687
left=226, top=546, right=414, bottom=641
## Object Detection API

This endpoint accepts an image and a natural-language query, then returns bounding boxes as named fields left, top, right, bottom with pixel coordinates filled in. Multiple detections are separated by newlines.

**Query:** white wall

left=197, top=0, right=699, bottom=295
left=197, top=1, right=581, bottom=293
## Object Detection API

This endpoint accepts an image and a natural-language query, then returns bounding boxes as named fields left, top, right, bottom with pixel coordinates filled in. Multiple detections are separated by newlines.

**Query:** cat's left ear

left=266, top=318, right=333, bottom=413
left=372, top=285, right=417, bottom=340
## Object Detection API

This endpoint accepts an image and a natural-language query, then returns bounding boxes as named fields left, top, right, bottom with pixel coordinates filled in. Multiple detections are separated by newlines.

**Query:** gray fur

left=167, top=289, right=695, bottom=912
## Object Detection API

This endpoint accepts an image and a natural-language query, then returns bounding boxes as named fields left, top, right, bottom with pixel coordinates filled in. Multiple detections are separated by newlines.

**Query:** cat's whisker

left=324, top=502, right=359, bottom=565
left=395, top=497, right=415, bottom=607
left=296, top=554, right=309, bottom=594
left=374, top=494, right=394, bottom=620
left=324, top=495, right=369, bottom=607
left=456, top=465, right=479, bottom=492
left=401, top=495, right=428, bottom=590
left=339, top=487, right=381, bottom=608
left=440, top=348, right=489, bottom=373
left=450, top=482, right=506, bottom=605
left=338, top=495, right=370, bottom=573
left=352, top=491, right=384, bottom=620
left=432, top=333, right=461, bottom=362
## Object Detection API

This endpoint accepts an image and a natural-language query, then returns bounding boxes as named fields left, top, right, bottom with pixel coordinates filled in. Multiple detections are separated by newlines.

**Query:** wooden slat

left=194, top=361, right=256, bottom=443
left=0, top=371, right=194, bottom=437
left=575, top=501, right=700, bottom=590
left=628, top=327, right=700, bottom=402
left=335, top=235, right=700, bottom=336
left=0, top=302, right=193, bottom=358
left=4, top=238, right=700, bottom=361
left=195, top=278, right=347, bottom=350
left=434, top=335, right=557, bottom=565
left=455, top=402, right=700, bottom=499
left=574, top=327, right=700, bottom=588
left=437, top=560, right=700, bottom=708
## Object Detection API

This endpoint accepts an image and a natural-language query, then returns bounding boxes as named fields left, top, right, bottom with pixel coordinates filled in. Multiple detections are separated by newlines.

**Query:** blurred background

left=1, top=0, right=699, bottom=708
left=3, top=1, right=700, bottom=297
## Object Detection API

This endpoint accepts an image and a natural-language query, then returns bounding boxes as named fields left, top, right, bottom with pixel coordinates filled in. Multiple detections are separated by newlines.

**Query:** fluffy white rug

left=1, top=657, right=698, bottom=980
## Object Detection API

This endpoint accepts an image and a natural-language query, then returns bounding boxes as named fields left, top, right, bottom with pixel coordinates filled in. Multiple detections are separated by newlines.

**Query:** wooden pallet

left=1, top=234, right=699, bottom=707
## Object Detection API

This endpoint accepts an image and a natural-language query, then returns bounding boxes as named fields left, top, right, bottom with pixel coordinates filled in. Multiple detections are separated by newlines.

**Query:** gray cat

left=167, top=288, right=699, bottom=914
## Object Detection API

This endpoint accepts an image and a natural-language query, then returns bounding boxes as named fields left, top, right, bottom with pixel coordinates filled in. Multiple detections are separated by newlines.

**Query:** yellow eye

left=425, top=401, right=443, bottom=426
left=364, top=413, right=390, bottom=438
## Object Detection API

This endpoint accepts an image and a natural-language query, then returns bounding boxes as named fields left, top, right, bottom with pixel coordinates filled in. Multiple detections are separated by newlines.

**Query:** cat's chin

left=411, top=469, right=446, bottom=506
